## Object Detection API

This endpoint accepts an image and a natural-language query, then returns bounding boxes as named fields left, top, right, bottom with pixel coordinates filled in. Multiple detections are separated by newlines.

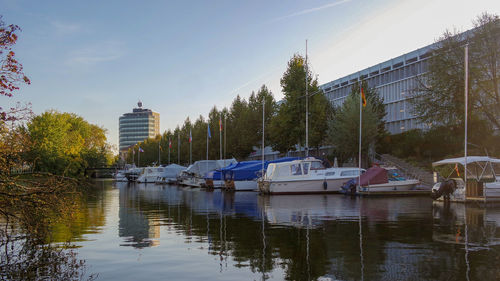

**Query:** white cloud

left=66, top=41, right=126, bottom=66
left=270, top=0, right=352, bottom=23
left=50, top=20, right=82, bottom=35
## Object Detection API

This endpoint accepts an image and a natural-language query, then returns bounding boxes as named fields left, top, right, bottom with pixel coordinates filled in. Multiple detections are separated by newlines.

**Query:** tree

left=0, top=16, right=30, bottom=121
left=269, top=54, right=329, bottom=155
left=327, top=83, right=385, bottom=166
left=411, top=13, right=500, bottom=145
left=26, top=110, right=112, bottom=176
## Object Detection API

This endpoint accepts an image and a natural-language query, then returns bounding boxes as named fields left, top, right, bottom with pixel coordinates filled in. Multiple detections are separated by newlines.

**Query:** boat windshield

left=387, top=169, right=406, bottom=181
left=340, top=170, right=361, bottom=177
left=291, top=164, right=302, bottom=175
left=310, top=161, right=325, bottom=170
left=303, top=163, right=310, bottom=175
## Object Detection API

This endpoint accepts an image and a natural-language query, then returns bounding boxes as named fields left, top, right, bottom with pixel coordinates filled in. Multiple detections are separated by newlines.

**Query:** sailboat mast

left=262, top=96, right=265, bottom=176
left=305, top=39, right=309, bottom=157
left=464, top=44, right=469, bottom=190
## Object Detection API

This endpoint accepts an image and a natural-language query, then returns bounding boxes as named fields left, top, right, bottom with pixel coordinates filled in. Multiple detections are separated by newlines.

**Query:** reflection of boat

left=431, top=156, right=500, bottom=203
left=432, top=202, right=500, bottom=247
left=258, top=158, right=363, bottom=194
left=154, top=164, right=186, bottom=184
left=341, top=166, right=422, bottom=196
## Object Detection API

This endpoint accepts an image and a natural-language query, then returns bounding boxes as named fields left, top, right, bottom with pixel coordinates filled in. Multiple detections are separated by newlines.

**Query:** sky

left=2, top=0, right=499, bottom=151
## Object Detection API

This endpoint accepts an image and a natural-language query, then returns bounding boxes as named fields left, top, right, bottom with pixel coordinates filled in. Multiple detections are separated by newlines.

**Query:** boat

left=204, top=170, right=225, bottom=188
left=114, top=164, right=136, bottom=182
left=225, top=157, right=299, bottom=191
left=258, top=157, right=363, bottom=194
left=178, top=159, right=237, bottom=187
left=341, top=166, right=421, bottom=195
left=137, top=166, right=163, bottom=183
left=124, top=167, right=144, bottom=182
left=430, top=156, right=500, bottom=203
left=155, top=164, right=186, bottom=184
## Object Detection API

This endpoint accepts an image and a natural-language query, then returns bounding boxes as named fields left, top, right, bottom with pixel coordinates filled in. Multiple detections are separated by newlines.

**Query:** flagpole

left=168, top=138, right=171, bottom=164
left=305, top=39, right=309, bottom=157
left=190, top=128, right=192, bottom=165
left=464, top=44, right=468, bottom=196
left=262, top=96, right=265, bottom=177
left=178, top=132, right=180, bottom=165
left=138, top=146, right=141, bottom=167
left=206, top=124, right=209, bottom=161
left=358, top=82, right=362, bottom=191
left=224, top=115, right=226, bottom=162
left=219, top=115, right=222, bottom=160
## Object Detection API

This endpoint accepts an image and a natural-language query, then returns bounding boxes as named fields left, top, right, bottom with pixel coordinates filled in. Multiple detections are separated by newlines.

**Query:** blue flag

left=207, top=124, right=211, bottom=139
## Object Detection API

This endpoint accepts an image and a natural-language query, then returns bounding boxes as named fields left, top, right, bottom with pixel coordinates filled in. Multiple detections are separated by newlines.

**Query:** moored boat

left=258, top=157, right=363, bottom=194
left=430, top=156, right=500, bottom=203
left=341, top=166, right=421, bottom=196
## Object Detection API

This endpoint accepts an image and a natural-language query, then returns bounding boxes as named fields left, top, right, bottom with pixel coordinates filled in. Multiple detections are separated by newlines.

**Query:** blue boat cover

left=229, top=157, right=300, bottom=181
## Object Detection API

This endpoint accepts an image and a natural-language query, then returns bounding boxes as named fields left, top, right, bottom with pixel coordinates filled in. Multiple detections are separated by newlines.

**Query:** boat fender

left=349, top=184, right=356, bottom=196
left=323, top=181, right=327, bottom=190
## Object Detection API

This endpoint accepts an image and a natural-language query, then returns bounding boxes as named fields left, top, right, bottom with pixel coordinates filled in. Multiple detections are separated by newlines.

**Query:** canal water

left=48, top=181, right=500, bottom=280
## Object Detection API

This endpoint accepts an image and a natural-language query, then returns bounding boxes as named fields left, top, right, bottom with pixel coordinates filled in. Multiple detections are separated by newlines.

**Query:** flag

left=361, top=87, right=367, bottom=107
left=454, top=163, right=460, bottom=177
left=219, top=117, right=222, bottom=132
left=189, top=129, right=192, bottom=143
left=169, top=139, right=172, bottom=148
left=207, top=124, right=211, bottom=139
left=139, top=147, right=144, bottom=153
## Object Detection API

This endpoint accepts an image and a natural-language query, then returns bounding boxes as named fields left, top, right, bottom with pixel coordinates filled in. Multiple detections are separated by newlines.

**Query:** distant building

left=119, top=101, right=160, bottom=151
left=319, top=43, right=435, bottom=135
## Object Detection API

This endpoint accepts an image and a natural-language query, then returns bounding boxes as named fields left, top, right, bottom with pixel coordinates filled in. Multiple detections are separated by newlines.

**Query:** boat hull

left=358, top=180, right=420, bottom=194
left=259, top=178, right=342, bottom=194
left=234, top=180, right=258, bottom=191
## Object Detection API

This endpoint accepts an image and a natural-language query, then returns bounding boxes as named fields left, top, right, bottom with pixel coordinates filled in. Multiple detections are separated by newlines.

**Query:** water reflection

left=64, top=182, right=500, bottom=280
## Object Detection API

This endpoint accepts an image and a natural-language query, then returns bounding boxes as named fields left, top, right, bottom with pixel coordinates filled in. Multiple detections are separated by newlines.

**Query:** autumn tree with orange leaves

left=0, top=16, right=30, bottom=121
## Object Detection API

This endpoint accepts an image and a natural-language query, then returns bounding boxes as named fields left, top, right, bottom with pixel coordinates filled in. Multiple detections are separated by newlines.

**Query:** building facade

left=320, top=44, right=437, bottom=134
left=119, top=102, right=160, bottom=151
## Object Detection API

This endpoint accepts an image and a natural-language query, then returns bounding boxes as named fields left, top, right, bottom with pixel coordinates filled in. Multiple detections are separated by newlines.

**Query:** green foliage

left=327, top=82, right=386, bottom=165
left=129, top=85, right=277, bottom=165
left=411, top=13, right=500, bottom=154
left=26, top=110, right=112, bottom=176
left=270, top=54, right=331, bottom=154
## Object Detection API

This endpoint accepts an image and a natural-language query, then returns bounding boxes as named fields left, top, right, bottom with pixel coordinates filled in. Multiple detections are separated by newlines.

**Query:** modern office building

left=319, top=43, right=437, bottom=135
left=119, top=101, right=160, bottom=151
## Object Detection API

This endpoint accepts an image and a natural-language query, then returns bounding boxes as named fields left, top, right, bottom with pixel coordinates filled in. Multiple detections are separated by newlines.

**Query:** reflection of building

left=119, top=101, right=160, bottom=151
left=118, top=187, right=160, bottom=248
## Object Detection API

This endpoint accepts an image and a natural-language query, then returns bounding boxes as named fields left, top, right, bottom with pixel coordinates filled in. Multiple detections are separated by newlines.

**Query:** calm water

left=59, top=180, right=500, bottom=280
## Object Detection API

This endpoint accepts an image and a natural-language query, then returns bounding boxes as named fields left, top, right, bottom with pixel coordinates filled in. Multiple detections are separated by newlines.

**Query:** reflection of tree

left=117, top=185, right=500, bottom=281
left=1, top=239, right=97, bottom=280
left=0, top=176, right=104, bottom=280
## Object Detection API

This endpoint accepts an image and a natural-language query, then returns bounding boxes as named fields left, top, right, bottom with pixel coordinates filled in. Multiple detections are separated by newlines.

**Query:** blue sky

left=2, top=0, right=499, bottom=151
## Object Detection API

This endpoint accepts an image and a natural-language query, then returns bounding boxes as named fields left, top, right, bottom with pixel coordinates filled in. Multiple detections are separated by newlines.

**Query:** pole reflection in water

left=41, top=181, right=500, bottom=281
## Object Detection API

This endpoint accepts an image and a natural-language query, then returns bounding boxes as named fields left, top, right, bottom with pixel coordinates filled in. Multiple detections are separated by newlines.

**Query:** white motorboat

left=431, top=156, right=500, bottom=203
left=258, top=157, right=363, bottom=194
left=124, top=167, right=143, bottom=182
left=114, top=164, right=136, bottom=182
left=155, top=164, right=186, bottom=184
left=341, top=166, right=421, bottom=195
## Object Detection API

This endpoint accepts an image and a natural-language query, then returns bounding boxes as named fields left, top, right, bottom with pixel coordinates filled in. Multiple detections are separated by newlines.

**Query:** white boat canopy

left=432, top=156, right=500, bottom=167
left=432, top=156, right=500, bottom=181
